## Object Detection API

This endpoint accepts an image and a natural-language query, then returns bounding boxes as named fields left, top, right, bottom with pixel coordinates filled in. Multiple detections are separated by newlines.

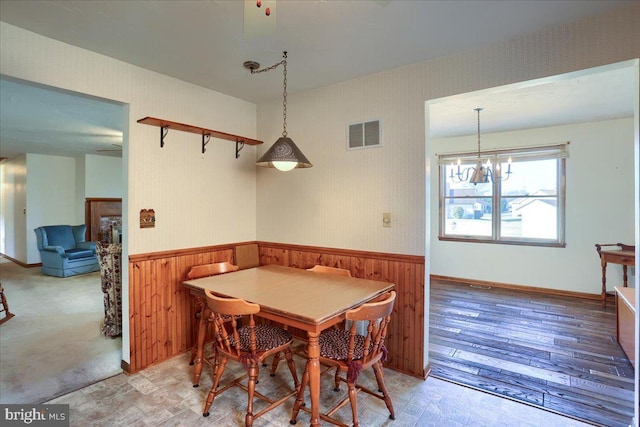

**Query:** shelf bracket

left=236, top=140, right=245, bottom=159
left=202, top=134, right=211, bottom=154
left=160, top=126, right=169, bottom=148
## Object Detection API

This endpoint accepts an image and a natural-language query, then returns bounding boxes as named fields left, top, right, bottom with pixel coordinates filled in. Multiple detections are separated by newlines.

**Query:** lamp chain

left=475, top=107, right=483, bottom=160
left=249, top=51, right=288, bottom=137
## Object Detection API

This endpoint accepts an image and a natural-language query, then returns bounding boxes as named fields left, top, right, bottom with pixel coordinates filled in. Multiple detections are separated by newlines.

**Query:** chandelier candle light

left=450, top=108, right=511, bottom=185
left=245, top=51, right=312, bottom=172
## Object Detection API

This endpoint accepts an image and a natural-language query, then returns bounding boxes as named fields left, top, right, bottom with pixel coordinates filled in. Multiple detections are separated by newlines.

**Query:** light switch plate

left=383, top=212, right=391, bottom=227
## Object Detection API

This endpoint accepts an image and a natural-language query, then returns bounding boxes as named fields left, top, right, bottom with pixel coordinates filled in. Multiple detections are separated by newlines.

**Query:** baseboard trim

left=431, top=274, right=602, bottom=300
left=0, top=253, right=41, bottom=268
left=120, top=359, right=130, bottom=373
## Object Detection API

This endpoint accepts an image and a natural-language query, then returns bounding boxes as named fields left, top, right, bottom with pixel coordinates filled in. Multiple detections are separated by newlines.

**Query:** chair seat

left=66, top=248, right=95, bottom=259
left=230, top=324, right=293, bottom=353
left=319, top=329, right=369, bottom=361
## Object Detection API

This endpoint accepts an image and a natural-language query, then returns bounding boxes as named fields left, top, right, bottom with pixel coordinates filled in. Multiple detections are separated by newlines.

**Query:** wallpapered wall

left=255, top=4, right=640, bottom=260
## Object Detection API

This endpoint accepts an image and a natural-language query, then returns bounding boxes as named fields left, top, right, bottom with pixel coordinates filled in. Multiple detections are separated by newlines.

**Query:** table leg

left=601, top=260, right=607, bottom=308
left=193, top=303, right=209, bottom=387
left=623, top=265, right=628, bottom=287
left=307, top=331, right=321, bottom=427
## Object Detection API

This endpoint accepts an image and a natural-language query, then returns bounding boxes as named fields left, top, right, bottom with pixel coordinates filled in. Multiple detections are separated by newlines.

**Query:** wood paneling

left=127, top=242, right=426, bottom=378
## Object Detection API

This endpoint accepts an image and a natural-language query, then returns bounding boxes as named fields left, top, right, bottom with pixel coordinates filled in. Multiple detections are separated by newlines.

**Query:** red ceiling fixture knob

left=265, top=6, right=271, bottom=16
left=256, top=0, right=261, bottom=7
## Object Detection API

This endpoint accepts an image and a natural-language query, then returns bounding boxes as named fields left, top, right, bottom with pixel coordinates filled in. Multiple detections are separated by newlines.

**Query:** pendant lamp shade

left=256, top=136, right=312, bottom=171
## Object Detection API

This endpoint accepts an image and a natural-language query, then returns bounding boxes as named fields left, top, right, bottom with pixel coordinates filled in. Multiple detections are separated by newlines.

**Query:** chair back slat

left=344, top=291, right=396, bottom=364
left=187, top=262, right=239, bottom=280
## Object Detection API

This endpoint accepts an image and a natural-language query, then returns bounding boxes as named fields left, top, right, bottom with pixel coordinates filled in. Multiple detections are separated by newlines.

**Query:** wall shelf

left=137, top=116, right=262, bottom=158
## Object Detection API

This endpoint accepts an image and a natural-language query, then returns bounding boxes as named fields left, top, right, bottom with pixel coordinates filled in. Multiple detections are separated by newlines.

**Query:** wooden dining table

left=182, top=264, right=395, bottom=427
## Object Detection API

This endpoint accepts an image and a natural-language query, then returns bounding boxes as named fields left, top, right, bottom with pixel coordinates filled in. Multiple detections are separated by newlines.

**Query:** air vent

left=347, top=120, right=381, bottom=150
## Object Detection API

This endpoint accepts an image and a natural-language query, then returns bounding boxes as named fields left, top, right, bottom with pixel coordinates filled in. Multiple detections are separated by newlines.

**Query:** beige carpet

left=0, top=257, right=122, bottom=404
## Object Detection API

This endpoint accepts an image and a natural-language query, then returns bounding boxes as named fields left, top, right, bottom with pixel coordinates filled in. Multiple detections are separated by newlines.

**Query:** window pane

left=501, top=196, right=558, bottom=239
left=501, top=159, right=557, bottom=196
left=443, top=197, right=492, bottom=237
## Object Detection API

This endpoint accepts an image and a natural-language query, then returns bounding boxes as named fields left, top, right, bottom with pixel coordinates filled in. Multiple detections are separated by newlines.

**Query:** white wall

left=84, top=154, right=122, bottom=198
left=26, top=154, right=77, bottom=264
left=0, top=155, right=26, bottom=260
left=75, top=155, right=86, bottom=226
left=430, top=119, right=635, bottom=295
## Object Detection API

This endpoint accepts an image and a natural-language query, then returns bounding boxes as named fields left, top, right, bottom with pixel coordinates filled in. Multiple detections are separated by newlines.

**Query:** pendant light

left=245, top=51, right=312, bottom=171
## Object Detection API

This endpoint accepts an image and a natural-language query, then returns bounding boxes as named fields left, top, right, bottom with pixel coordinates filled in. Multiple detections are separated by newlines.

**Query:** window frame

left=438, top=144, right=567, bottom=248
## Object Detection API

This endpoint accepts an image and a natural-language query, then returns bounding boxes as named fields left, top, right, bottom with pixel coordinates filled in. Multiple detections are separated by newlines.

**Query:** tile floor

left=47, top=344, right=594, bottom=427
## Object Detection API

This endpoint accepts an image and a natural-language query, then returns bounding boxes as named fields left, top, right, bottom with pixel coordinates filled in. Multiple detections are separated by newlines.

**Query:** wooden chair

left=202, top=290, right=300, bottom=426
left=290, top=290, right=397, bottom=427
left=234, top=243, right=260, bottom=270
left=186, top=261, right=239, bottom=377
left=0, top=283, right=15, bottom=325
left=307, top=264, right=352, bottom=277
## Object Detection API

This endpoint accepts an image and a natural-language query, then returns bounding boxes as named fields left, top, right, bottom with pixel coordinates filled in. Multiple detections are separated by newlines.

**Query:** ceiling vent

left=347, top=120, right=382, bottom=150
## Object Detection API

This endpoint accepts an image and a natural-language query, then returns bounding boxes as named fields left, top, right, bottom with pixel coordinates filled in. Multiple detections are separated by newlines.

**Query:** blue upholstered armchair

left=34, top=225, right=99, bottom=277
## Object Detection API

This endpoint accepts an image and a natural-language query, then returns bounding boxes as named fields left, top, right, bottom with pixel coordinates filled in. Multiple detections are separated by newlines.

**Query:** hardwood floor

left=429, top=279, right=635, bottom=427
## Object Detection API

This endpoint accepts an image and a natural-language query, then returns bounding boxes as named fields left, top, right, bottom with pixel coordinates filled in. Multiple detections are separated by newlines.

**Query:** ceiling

left=0, top=0, right=636, bottom=160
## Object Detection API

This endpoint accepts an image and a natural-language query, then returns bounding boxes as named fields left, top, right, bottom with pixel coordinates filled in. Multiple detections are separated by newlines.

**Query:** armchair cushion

left=65, top=248, right=95, bottom=260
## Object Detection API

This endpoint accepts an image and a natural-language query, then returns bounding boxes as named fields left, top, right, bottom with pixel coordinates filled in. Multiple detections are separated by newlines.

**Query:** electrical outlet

left=382, top=212, right=391, bottom=227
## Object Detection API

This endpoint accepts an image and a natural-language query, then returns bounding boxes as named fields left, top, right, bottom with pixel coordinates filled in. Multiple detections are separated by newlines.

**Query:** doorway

left=425, top=59, right=639, bottom=426
left=0, top=76, right=127, bottom=403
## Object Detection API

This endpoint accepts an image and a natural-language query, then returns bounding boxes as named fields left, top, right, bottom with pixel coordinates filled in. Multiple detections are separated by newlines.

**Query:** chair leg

left=203, top=356, right=228, bottom=417
left=333, top=366, right=341, bottom=391
left=290, top=361, right=309, bottom=424
left=270, top=351, right=282, bottom=376
left=347, top=380, right=360, bottom=427
left=372, top=361, right=395, bottom=420
left=283, top=348, right=300, bottom=388
left=245, top=363, right=259, bottom=427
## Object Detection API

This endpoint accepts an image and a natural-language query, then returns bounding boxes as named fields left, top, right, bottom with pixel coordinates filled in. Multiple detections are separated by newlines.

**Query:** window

left=438, top=144, right=567, bottom=247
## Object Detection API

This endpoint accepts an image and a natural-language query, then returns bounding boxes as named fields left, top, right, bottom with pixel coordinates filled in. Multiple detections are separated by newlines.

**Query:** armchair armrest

left=43, top=245, right=66, bottom=256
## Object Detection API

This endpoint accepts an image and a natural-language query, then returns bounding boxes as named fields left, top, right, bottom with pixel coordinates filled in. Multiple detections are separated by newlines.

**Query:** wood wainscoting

left=127, top=242, right=426, bottom=378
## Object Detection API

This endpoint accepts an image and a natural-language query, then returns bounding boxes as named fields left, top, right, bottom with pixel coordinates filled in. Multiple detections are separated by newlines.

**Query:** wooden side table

left=595, top=243, right=635, bottom=308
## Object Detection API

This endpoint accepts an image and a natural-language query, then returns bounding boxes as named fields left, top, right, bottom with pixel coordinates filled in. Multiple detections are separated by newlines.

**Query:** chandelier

left=449, top=108, right=511, bottom=185
left=245, top=51, right=312, bottom=172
